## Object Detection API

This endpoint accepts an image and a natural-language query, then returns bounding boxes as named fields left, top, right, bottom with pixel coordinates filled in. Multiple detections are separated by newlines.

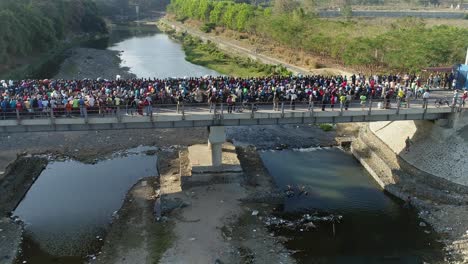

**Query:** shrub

left=319, top=123, right=334, bottom=132
left=200, top=22, right=216, bottom=33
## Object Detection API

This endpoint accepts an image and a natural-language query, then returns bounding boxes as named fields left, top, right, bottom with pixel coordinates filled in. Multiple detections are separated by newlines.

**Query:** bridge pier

left=208, top=126, right=225, bottom=167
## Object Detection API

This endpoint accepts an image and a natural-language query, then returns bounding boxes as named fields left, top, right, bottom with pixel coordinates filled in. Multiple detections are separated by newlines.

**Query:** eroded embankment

left=352, top=124, right=468, bottom=263
left=0, top=156, right=48, bottom=264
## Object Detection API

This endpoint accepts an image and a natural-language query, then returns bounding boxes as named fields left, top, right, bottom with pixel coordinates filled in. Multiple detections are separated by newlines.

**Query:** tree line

left=168, top=0, right=468, bottom=72
left=0, top=0, right=107, bottom=64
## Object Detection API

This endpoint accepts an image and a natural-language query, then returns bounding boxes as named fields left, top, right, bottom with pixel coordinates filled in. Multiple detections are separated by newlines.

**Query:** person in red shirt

left=16, top=100, right=23, bottom=112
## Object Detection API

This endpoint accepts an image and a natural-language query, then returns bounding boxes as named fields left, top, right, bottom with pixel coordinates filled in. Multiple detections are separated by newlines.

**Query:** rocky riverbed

left=3, top=122, right=465, bottom=263
left=0, top=124, right=334, bottom=264
left=54, top=48, right=136, bottom=80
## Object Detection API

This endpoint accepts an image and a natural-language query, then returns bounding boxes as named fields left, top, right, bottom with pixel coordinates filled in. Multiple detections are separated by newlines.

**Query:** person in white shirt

left=422, top=90, right=430, bottom=108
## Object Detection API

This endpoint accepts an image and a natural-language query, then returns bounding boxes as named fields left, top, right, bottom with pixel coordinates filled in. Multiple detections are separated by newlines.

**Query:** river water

left=13, top=147, right=158, bottom=263
left=260, top=147, right=444, bottom=263
left=87, top=24, right=219, bottom=78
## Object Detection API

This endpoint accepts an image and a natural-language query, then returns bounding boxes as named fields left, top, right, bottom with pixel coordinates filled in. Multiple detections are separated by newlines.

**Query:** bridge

left=0, top=98, right=463, bottom=167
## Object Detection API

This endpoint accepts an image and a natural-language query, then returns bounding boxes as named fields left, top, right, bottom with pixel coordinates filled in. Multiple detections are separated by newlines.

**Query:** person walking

left=209, top=93, right=217, bottom=113
left=345, top=92, right=352, bottom=110
left=405, top=136, right=412, bottom=153
left=359, top=94, right=367, bottom=110
left=227, top=95, right=234, bottom=113
left=79, top=96, right=87, bottom=118
left=422, top=90, right=430, bottom=108
left=273, top=89, right=280, bottom=111
left=405, top=89, right=413, bottom=108
left=452, top=90, right=459, bottom=108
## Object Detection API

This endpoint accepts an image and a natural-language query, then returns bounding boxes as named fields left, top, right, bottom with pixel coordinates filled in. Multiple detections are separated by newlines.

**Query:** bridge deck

left=0, top=99, right=459, bottom=133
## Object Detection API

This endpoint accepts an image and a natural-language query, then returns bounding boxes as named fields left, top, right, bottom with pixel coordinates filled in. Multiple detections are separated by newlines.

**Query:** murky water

left=13, top=146, right=158, bottom=263
left=260, top=147, right=444, bottom=263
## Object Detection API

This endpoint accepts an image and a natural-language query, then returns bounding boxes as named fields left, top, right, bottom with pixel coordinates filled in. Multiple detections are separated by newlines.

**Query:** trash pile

left=284, top=185, right=309, bottom=198
left=263, top=213, right=343, bottom=231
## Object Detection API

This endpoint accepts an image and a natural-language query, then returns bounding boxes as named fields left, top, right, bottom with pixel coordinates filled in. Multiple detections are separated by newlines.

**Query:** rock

left=419, top=222, right=427, bottom=227
left=251, top=210, right=259, bottom=216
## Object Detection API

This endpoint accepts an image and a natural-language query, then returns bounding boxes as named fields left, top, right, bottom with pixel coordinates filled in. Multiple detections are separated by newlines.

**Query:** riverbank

left=158, top=17, right=354, bottom=76
left=351, top=123, right=468, bottom=263
left=157, top=22, right=290, bottom=77
left=54, top=47, right=136, bottom=80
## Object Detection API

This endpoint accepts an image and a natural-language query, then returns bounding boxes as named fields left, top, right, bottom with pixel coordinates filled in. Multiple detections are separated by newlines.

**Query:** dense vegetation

left=166, top=29, right=290, bottom=77
left=0, top=0, right=107, bottom=64
left=168, top=0, right=468, bottom=72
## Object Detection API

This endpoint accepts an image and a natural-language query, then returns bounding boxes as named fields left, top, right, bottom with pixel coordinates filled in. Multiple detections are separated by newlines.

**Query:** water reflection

left=260, top=148, right=444, bottom=263
left=14, top=147, right=158, bottom=258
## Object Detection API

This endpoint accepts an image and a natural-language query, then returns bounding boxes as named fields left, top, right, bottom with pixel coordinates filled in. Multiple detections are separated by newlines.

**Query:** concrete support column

left=208, top=126, right=225, bottom=167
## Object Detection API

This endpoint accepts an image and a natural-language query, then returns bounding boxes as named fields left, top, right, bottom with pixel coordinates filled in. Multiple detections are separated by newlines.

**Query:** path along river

left=11, top=25, right=443, bottom=263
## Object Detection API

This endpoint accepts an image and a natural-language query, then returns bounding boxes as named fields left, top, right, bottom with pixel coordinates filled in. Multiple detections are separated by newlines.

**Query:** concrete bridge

left=0, top=99, right=463, bottom=167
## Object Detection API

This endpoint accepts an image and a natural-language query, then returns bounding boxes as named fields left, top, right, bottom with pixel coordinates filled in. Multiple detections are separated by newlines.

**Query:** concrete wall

left=369, top=111, right=468, bottom=187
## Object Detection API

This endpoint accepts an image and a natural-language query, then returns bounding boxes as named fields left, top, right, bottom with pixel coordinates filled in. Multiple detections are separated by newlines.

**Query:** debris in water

left=264, top=213, right=342, bottom=231
left=252, top=210, right=259, bottom=216
left=189, top=237, right=196, bottom=241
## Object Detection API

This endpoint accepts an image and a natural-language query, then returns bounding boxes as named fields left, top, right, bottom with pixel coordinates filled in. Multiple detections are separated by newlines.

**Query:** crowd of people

left=0, top=73, right=466, bottom=118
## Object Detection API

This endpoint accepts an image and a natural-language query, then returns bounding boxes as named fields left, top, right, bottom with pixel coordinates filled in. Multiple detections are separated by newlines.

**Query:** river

left=85, top=24, right=219, bottom=79
left=11, top=24, right=444, bottom=263
left=260, top=147, right=444, bottom=263
left=13, top=147, right=158, bottom=264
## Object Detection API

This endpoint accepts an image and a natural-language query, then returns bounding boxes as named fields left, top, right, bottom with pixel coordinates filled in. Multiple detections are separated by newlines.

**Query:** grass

left=319, top=123, right=334, bottom=132
left=183, top=36, right=291, bottom=77
left=161, top=27, right=291, bottom=77
left=149, top=221, right=175, bottom=264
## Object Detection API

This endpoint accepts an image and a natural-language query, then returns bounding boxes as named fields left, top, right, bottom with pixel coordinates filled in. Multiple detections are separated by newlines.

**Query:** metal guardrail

left=0, top=98, right=462, bottom=123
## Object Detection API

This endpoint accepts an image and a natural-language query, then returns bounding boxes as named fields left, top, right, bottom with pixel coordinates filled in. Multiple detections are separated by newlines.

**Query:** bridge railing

left=0, top=97, right=462, bottom=122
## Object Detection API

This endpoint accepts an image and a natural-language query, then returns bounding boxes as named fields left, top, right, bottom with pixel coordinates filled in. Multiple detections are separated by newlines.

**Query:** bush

left=200, top=22, right=216, bottom=33
left=464, top=14, right=468, bottom=20
left=319, top=123, right=334, bottom=132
